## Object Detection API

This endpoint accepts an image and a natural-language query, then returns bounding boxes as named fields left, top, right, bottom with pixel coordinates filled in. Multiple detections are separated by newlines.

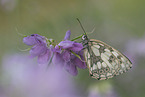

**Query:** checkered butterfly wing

left=84, top=39, right=132, bottom=80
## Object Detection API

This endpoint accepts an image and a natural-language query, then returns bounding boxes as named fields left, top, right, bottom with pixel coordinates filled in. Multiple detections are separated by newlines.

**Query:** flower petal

left=23, top=35, right=37, bottom=46
left=29, top=44, right=47, bottom=57
left=62, top=50, right=71, bottom=62
left=74, top=51, right=87, bottom=69
left=58, top=41, right=74, bottom=49
left=23, top=34, right=46, bottom=46
left=64, top=30, right=71, bottom=40
left=53, top=45, right=61, bottom=53
left=52, top=52, right=65, bottom=66
left=74, top=57, right=86, bottom=69
left=69, top=42, right=83, bottom=51
left=35, top=35, right=47, bottom=45
left=37, top=49, right=52, bottom=64
left=64, top=61, right=78, bottom=76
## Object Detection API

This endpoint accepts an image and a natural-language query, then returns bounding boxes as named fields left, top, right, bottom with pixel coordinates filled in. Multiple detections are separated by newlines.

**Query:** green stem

left=71, top=34, right=83, bottom=41
left=70, top=50, right=86, bottom=62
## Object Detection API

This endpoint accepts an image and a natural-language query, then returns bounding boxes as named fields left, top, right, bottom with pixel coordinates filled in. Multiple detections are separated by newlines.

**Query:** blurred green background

left=0, top=0, right=145, bottom=97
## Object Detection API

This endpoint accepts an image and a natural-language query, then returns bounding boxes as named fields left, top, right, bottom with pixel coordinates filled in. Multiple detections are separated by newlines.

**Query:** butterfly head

left=82, top=34, right=87, bottom=40
left=81, top=34, right=89, bottom=48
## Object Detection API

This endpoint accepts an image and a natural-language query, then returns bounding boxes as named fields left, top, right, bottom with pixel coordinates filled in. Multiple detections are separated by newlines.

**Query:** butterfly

left=77, top=19, right=132, bottom=80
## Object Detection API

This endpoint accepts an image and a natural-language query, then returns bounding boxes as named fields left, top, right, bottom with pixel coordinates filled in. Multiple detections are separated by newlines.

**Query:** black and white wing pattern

left=84, top=39, right=132, bottom=80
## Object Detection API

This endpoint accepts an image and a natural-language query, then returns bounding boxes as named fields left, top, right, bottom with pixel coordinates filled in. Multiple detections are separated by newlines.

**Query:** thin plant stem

left=71, top=34, right=83, bottom=41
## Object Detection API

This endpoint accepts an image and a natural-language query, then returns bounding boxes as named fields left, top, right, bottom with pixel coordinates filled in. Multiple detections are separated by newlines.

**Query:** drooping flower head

left=23, top=30, right=87, bottom=76
left=23, top=34, right=52, bottom=64
left=52, top=30, right=87, bottom=76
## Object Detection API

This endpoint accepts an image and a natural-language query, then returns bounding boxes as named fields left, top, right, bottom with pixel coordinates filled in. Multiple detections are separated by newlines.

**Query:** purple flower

left=23, top=34, right=51, bottom=64
left=23, top=31, right=86, bottom=76
left=64, top=30, right=71, bottom=40
left=52, top=30, right=87, bottom=76
left=23, top=34, right=46, bottom=46
left=58, top=40, right=83, bottom=51
left=2, top=54, right=82, bottom=97
left=63, top=51, right=86, bottom=76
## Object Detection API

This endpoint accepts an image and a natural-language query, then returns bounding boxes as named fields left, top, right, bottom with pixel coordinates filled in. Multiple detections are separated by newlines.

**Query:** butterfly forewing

left=84, top=39, right=132, bottom=80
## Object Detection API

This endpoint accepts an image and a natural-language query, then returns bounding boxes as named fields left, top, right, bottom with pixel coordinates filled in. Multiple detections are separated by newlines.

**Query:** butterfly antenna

left=76, top=18, right=87, bottom=35
left=87, top=27, right=95, bottom=34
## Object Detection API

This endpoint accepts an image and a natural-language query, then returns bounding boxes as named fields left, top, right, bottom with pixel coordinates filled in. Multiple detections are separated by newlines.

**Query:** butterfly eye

left=82, top=35, right=87, bottom=40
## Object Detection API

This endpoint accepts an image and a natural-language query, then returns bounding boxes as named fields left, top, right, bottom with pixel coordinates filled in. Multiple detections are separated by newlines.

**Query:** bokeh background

left=0, top=0, right=145, bottom=97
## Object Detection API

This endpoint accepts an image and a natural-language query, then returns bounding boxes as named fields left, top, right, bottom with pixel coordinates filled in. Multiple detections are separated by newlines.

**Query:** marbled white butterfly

left=77, top=19, right=132, bottom=80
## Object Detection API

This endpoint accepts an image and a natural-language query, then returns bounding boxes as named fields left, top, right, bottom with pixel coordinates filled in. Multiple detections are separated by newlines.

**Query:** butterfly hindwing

left=84, top=39, right=132, bottom=80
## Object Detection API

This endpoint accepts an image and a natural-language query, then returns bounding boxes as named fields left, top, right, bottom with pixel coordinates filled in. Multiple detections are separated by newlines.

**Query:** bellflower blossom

left=23, top=34, right=51, bottom=64
left=23, top=30, right=87, bottom=76
left=52, top=30, right=87, bottom=76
